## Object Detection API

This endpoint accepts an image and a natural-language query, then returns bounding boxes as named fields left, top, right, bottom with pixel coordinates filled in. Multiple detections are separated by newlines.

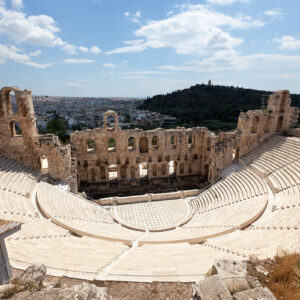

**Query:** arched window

left=9, top=90, right=18, bottom=115
left=169, top=160, right=175, bottom=176
left=152, top=164, right=157, bottom=177
left=121, top=165, right=127, bottom=179
left=251, top=116, right=260, bottom=133
left=188, top=135, right=193, bottom=147
left=139, top=162, right=148, bottom=178
left=188, top=162, right=193, bottom=174
left=108, top=137, right=116, bottom=152
left=86, top=138, right=96, bottom=152
left=108, top=165, right=118, bottom=181
left=103, top=110, right=119, bottom=130
left=10, top=121, right=22, bottom=137
left=139, top=136, right=148, bottom=153
left=128, top=137, right=135, bottom=151
left=170, top=135, right=176, bottom=149
left=83, top=160, right=88, bottom=168
left=152, top=136, right=159, bottom=150
left=40, top=155, right=48, bottom=174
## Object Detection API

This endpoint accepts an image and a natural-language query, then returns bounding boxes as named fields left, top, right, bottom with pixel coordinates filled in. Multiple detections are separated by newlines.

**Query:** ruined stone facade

left=0, top=87, right=298, bottom=197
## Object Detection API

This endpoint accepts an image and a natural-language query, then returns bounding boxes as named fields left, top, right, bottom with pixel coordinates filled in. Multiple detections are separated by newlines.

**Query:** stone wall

left=0, top=86, right=298, bottom=196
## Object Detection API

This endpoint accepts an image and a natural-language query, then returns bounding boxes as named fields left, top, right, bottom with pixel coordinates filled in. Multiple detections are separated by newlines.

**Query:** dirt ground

left=11, top=268, right=193, bottom=300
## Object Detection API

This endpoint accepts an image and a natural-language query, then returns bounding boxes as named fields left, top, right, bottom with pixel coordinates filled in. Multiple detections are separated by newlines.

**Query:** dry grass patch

left=249, top=251, right=300, bottom=300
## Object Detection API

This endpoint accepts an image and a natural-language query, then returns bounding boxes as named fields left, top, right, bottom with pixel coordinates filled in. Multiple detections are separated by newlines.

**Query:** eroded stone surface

left=232, top=287, right=276, bottom=300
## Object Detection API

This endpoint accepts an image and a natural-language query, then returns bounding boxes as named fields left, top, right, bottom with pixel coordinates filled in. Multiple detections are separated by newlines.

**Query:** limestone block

left=212, top=259, right=250, bottom=293
left=193, top=275, right=232, bottom=300
left=232, top=287, right=276, bottom=300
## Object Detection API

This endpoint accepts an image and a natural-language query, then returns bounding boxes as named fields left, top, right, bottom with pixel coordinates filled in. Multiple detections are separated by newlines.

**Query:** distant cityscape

left=12, top=95, right=178, bottom=134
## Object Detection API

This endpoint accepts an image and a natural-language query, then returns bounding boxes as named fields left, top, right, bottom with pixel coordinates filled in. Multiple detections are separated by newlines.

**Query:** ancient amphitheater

left=0, top=87, right=299, bottom=282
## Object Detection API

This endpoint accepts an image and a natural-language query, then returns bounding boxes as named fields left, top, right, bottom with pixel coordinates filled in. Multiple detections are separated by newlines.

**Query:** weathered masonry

left=0, top=87, right=298, bottom=197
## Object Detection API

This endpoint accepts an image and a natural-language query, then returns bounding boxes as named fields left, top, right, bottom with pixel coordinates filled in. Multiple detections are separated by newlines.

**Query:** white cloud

left=108, top=4, right=263, bottom=57
left=264, top=9, right=283, bottom=20
left=29, top=49, right=42, bottom=57
left=122, top=70, right=169, bottom=75
left=273, top=35, right=300, bottom=50
left=0, top=3, right=100, bottom=55
left=11, top=0, right=23, bottom=10
left=124, top=11, right=142, bottom=23
left=64, top=58, right=95, bottom=64
left=79, top=46, right=89, bottom=53
left=90, top=45, right=101, bottom=54
left=103, top=63, right=115, bottom=68
left=0, top=43, right=52, bottom=68
left=207, top=0, right=250, bottom=5
left=158, top=53, right=300, bottom=73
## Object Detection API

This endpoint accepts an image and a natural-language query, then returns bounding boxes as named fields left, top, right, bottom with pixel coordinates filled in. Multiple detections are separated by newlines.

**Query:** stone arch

left=0, top=87, right=21, bottom=115
left=86, top=138, right=96, bottom=152
left=128, top=137, right=135, bottom=151
left=139, top=162, right=148, bottom=178
left=103, top=110, right=119, bottom=130
left=40, top=155, right=49, bottom=174
left=264, top=116, right=272, bottom=133
left=188, top=161, right=193, bottom=174
left=139, top=136, right=148, bottom=153
left=188, top=134, right=193, bottom=147
left=108, top=137, right=116, bottom=152
left=10, top=120, right=22, bottom=137
left=251, top=116, right=260, bottom=133
left=170, top=135, right=176, bottom=148
left=169, top=160, right=175, bottom=176
left=276, top=116, right=284, bottom=132
left=152, top=136, right=159, bottom=150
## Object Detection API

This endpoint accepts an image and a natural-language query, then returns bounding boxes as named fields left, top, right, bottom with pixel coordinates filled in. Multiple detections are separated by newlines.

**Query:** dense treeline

left=139, top=84, right=300, bottom=131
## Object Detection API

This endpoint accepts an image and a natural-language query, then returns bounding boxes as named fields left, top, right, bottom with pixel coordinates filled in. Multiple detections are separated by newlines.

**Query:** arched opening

left=276, top=116, right=284, bottom=132
left=86, top=138, right=96, bottom=152
left=130, top=166, right=135, bottom=178
left=264, top=116, right=272, bottom=133
left=121, top=165, right=126, bottom=179
left=100, top=166, right=106, bottom=180
left=103, top=110, right=118, bottom=131
left=139, top=136, right=148, bottom=153
left=188, top=135, right=193, bottom=147
left=10, top=121, right=22, bottom=137
left=170, top=135, right=176, bottom=149
left=180, top=162, right=184, bottom=174
left=152, top=164, right=157, bottom=177
left=139, top=162, right=148, bottom=178
left=233, top=146, right=240, bottom=160
left=40, top=155, right=48, bottom=174
left=169, top=160, right=175, bottom=176
left=83, top=160, right=88, bottom=168
left=128, top=137, right=135, bottom=151
left=108, top=165, right=118, bottom=181
left=251, top=116, right=260, bottom=134
left=108, top=137, right=116, bottom=152
left=8, top=90, right=18, bottom=115
left=152, top=136, right=159, bottom=150
left=161, top=164, right=166, bottom=176
left=188, top=162, right=193, bottom=174
left=90, top=168, right=96, bottom=182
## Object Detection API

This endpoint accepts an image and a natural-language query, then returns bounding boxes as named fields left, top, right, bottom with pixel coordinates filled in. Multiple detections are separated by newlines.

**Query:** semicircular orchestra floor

left=113, top=199, right=192, bottom=231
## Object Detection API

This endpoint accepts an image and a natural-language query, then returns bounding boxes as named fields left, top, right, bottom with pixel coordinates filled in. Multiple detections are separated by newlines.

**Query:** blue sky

left=0, top=0, right=300, bottom=97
